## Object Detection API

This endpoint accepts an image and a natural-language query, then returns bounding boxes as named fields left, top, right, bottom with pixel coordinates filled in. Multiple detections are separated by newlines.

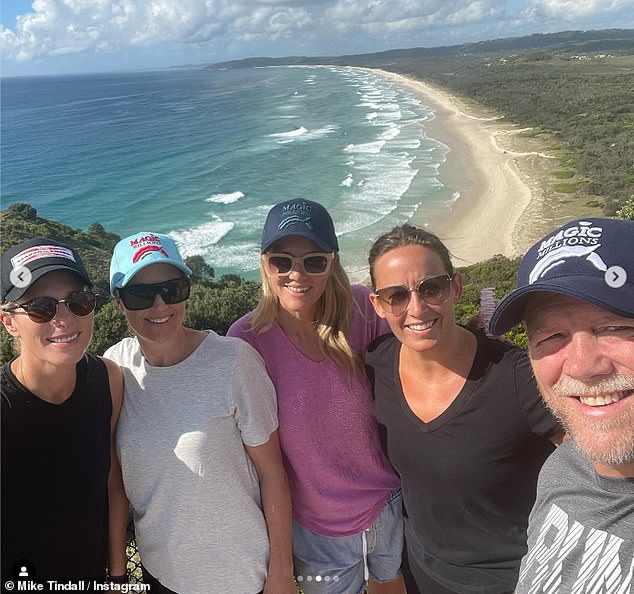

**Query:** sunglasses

left=117, top=277, right=191, bottom=311
left=8, top=291, right=98, bottom=323
left=263, top=252, right=335, bottom=276
left=374, top=274, right=453, bottom=315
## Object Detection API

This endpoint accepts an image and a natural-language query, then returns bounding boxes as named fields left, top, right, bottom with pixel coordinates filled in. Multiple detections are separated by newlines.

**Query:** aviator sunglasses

left=7, top=291, right=98, bottom=323
left=374, top=274, right=453, bottom=315
left=117, top=277, right=191, bottom=311
left=263, top=252, right=335, bottom=276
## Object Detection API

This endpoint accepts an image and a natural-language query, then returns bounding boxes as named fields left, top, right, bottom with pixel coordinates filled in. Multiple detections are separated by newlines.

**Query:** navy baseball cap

left=489, top=217, right=634, bottom=335
left=1, top=238, right=92, bottom=303
left=261, top=199, right=339, bottom=253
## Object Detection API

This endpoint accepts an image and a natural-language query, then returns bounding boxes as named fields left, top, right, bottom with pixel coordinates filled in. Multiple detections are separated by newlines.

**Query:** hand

left=263, top=573, right=298, bottom=594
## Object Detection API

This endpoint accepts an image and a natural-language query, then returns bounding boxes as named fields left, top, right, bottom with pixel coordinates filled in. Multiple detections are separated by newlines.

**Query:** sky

left=1, top=0, right=633, bottom=77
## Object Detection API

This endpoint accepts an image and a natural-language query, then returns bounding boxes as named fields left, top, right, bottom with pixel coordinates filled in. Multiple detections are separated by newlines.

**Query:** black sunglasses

left=375, top=274, right=453, bottom=315
left=117, top=277, right=191, bottom=311
left=7, top=291, right=98, bottom=323
left=263, top=252, right=335, bottom=276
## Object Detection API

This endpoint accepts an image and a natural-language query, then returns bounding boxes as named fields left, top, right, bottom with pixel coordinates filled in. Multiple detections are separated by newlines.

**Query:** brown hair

left=368, top=223, right=454, bottom=288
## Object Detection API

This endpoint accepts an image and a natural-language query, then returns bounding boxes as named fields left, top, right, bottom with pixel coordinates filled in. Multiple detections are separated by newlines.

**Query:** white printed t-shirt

left=517, top=440, right=634, bottom=593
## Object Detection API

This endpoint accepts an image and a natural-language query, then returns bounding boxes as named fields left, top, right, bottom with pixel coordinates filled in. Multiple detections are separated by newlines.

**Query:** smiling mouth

left=285, top=285, right=309, bottom=294
left=49, top=333, right=79, bottom=344
left=406, top=320, right=435, bottom=332
left=578, top=391, right=632, bottom=407
left=148, top=315, right=171, bottom=324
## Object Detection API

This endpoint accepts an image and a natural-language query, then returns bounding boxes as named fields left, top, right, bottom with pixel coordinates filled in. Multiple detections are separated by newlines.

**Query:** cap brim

left=110, top=255, right=192, bottom=294
left=4, top=264, right=93, bottom=303
left=261, top=231, right=335, bottom=253
left=489, top=276, right=634, bottom=336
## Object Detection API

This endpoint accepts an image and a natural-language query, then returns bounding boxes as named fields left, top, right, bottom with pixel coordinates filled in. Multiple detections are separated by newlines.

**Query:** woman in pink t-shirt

left=228, top=198, right=405, bottom=594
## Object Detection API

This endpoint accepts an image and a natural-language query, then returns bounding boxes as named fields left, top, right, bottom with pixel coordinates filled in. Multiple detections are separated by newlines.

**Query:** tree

left=88, top=222, right=107, bottom=236
left=6, top=202, right=37, bottom=221
left=90, top=301, right=132, bottom=355
left=185, top=255, right=215, bottom=285
left=185, top=283, right=260, bottom=336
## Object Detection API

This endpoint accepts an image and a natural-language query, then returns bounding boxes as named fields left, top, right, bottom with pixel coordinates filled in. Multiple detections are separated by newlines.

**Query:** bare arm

left=102, top=357, right=129, bottom=579
left=245, top=430, right=296, bottom=594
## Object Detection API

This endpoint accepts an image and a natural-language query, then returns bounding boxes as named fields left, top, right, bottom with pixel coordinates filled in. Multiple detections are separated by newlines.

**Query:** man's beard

left=540, top=374, right=634, bottom=466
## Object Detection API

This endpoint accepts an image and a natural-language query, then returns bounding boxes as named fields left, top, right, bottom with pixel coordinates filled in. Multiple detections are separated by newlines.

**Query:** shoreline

left=362, top=68, right=555, bottom=266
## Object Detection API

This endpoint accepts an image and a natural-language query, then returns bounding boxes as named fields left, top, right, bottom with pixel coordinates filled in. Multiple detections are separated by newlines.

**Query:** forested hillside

left=215, top=29, right=634, bottom=216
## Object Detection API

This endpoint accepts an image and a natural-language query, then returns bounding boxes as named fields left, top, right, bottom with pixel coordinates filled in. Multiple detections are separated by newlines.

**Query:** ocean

left=1, top=65, right=457, bottom=281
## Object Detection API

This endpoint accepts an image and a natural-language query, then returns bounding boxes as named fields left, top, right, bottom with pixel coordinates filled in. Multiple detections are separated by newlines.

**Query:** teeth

left=407, top=320, right=434, bottom=331
left=579, top=393, right=624, bottom=406
left=286, top=285, right=309, bottom=293
left=149, top=316, right=171, bottom=324
left=50, top=333, right=78, bottom=343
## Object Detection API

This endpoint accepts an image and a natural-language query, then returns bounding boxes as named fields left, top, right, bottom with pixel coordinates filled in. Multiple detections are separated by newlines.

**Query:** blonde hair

left=250, top=255, right=365, bottom=378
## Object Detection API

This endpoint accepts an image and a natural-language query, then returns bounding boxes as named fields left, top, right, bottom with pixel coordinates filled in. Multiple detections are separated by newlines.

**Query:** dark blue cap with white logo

left=489, top=217, right=634, bottom=335
left=261, top=199, right=339, bottom=253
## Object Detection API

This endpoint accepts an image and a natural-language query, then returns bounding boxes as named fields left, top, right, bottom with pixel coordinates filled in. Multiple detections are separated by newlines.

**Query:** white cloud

left=523, top=0, right=632, bottom=20
left=1, top=0, right=632, bottom=68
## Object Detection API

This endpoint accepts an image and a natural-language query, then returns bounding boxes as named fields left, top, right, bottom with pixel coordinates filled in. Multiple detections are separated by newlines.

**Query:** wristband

left=109, top=574, right=127, bottom=584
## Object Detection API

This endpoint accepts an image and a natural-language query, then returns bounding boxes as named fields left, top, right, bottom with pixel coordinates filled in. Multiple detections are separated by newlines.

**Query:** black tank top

left=1, top=353, right=112, bottom=583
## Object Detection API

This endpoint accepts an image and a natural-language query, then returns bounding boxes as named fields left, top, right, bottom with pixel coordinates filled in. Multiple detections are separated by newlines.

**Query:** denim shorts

left=293, top=489, right=404, bottom=594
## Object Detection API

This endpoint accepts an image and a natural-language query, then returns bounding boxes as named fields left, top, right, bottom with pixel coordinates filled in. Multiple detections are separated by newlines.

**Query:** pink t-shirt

left=228, top=285, right=400, bottom=536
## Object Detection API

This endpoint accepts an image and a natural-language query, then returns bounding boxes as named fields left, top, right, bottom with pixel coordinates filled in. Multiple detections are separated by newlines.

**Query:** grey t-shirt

left=105, top=331, right=278, bottom=594
left=516, top=440, right=634, bottom=593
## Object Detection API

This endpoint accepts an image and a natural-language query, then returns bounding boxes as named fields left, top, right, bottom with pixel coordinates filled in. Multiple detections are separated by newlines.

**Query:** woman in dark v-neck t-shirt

left=364, top=224, right=563, bottom=594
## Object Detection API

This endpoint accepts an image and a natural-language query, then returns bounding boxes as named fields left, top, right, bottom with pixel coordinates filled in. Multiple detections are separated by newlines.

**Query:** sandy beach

left=365, top=68, right=563, bottom=267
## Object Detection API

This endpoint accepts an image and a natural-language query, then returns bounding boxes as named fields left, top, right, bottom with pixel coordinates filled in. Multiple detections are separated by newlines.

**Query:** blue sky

left=1, top=0, right=633, bottom=77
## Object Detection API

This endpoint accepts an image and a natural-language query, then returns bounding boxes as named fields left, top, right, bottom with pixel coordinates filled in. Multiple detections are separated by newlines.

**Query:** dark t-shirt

left=1, top=353, right=112, bottom=584
left=365, top=330, right=562, bottom=593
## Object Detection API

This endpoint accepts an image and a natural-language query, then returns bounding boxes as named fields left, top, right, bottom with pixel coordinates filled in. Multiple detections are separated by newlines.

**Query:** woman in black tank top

left=0, top=238, right=127, bottom=585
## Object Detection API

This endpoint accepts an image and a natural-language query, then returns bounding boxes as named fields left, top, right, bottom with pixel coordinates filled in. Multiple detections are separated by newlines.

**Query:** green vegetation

left=215, top=28, right=634, bottom=216
left=552, top=170, right=575, bottom=179
left=0, top=202, right=119, bottom=299
left=2, top=202, right=632, bottom=363
left=0, top=204, right=260, bottom=363
left=1, top=203, right=520, bottom=362
left=554, top=181, right=586, bottom=193
left=383, top=52, right=633, bottom=215
left=617, top=195, right=634, bottom=220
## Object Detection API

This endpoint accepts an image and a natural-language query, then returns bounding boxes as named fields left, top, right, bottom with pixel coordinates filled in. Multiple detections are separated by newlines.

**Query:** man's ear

left=0, top=312, right=21, bottom=339
left=369, top=292, right=387, bottom=319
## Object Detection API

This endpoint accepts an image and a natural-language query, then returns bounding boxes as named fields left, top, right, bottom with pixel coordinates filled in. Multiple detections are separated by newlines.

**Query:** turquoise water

left=1, top=66, right=455, bottom=281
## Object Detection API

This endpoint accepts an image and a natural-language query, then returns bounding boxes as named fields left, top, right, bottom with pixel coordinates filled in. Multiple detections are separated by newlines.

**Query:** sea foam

left=170, top=217, right=234, bottom=259
left=206, top=191, right=246, bottom=204
left=269, top=126, right=308, bottom=138
left=2, top=66, right=452, bottom=282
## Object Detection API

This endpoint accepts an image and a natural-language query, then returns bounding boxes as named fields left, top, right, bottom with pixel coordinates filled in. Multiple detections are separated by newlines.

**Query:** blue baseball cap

left=489, top=217, right=634, bottom=335
left=110, top=232, right=192, bottom=295
left=261, top=199, right=339, bottom=253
